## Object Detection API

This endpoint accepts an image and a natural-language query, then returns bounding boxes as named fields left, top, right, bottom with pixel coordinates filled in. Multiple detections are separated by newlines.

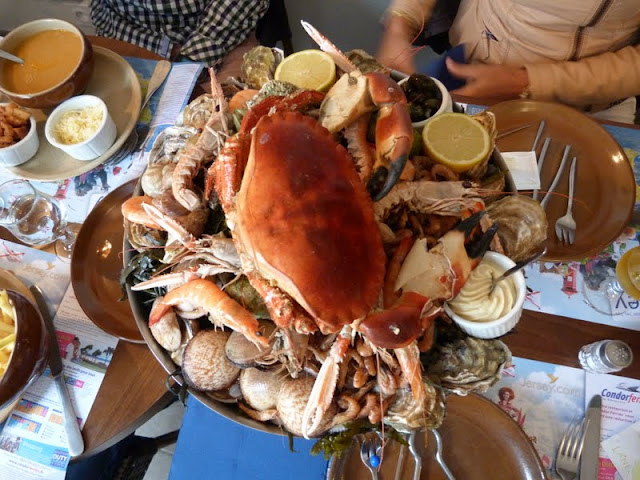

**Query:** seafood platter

left=121, top=24, right=549, bottom=457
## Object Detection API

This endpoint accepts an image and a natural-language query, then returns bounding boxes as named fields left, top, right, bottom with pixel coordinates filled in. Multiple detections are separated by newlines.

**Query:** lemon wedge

left=274, top=50, right=336, bottom=92
left=422, top=112, right=491, bottom=173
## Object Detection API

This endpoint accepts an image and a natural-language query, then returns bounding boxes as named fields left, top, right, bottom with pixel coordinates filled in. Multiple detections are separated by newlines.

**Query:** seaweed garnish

left=310, top=421, right=407, bottom=460
left=120, top=250, right=165, bottom=301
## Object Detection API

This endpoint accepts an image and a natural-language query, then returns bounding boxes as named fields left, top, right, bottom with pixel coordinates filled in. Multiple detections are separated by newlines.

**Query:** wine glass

left=582, top=246, right=640, bottom=315
left=0, top=179, right=76, bottom=260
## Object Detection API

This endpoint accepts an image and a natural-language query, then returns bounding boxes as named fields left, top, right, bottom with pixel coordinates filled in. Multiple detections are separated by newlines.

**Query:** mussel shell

left=224, top=320, right=275, bottom=368
left=182, top=330, right=240, bottom=392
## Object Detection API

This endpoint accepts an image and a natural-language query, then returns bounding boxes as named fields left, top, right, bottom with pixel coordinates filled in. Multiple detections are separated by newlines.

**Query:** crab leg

left=173, top=68, right=228, bottom=211
left=301, top=325, right=352, bottom=438
left=394, top=341, right=425, bottom=405
left=149, top=278, right=269, bottom=348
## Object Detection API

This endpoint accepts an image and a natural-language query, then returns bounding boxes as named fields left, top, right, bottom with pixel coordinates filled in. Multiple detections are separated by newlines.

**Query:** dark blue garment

left=420, top=44, right=467, bottom=91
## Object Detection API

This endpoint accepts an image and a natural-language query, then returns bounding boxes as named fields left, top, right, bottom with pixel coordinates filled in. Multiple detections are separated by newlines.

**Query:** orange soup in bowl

left=3, top=29, right=82, bottom=94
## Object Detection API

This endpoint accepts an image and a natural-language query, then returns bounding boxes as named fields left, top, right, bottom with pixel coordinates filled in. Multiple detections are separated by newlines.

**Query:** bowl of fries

left=0, top=103, right=39, bottom=166
left=0, top=289, right=49, bottom=422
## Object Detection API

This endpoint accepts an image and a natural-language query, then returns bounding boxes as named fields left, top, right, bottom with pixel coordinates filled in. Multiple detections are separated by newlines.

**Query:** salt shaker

left=578, top=340, right=634, bottom=374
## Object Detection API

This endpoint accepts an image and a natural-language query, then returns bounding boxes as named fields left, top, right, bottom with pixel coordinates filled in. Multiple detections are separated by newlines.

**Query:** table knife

left=580, top=395, right=602, bottom=480
left=29, top=285, right=85, bottom=457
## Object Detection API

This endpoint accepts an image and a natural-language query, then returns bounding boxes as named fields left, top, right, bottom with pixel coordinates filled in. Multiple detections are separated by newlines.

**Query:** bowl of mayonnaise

left=444, top=251, right=526, bottom=339
left=45, top=94, right=116, bottom=160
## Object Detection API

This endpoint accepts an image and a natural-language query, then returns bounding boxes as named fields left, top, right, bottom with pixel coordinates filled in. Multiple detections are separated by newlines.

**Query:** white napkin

left=602, top=421, right=640, bottom=480
left=501, top=151, right=540, bottom=190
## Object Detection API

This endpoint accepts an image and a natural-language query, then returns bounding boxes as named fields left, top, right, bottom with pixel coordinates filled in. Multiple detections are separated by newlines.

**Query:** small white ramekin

left=444, top=252, right=526, bottom=339
left=0, top=106, right=39, bottom=167
left=44, top=94, right=116, bottom=161
left=397, top=76, right=453, bottom=129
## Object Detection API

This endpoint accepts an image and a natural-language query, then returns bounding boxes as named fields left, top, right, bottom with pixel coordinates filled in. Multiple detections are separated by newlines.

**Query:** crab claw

left=359, top=292, right=441, bottom=349
left=393, top=210, right=498, bottom=303
left=368, top=102, right=412, bottom=201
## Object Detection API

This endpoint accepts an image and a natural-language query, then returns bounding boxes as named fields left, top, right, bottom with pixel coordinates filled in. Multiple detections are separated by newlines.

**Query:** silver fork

left=360, top=434, right=382, bottom=480
left=554, top=156, right=577, bottom=244
left=555, top=416, right=589, bottom=480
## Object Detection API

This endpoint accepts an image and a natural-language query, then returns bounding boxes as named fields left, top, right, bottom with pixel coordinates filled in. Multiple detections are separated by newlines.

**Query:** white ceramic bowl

left=44, top=94, right=116, bottom=161
left=397, top=75, right=453, bottom=128
left=0, top=105, right=39, bottom=167
left=444, top=252, right=526, bottom=339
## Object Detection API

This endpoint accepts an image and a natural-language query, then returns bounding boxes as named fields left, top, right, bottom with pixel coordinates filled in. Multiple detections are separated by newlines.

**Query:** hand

left=376, top=15, right=417, bottom=74
left=446, top=58, right=529, bottom=99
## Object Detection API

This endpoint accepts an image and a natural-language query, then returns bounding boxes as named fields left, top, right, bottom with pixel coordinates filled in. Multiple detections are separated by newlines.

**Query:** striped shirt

left=90, top=0, right=269, bottom=65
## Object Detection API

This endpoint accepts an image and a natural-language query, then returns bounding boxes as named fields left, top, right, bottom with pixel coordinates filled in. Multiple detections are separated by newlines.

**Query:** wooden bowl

left=0, top=290, right=49, bottom=422
left=0, top=18, right=94, bottom=109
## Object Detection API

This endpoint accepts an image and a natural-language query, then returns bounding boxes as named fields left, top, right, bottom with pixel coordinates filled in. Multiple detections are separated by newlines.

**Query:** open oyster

left=424, top=323, right=512, bottom=396
left=181, top=94, right=214, bottom=130
left=241, top=46, right=283, bottom=89
left=486, top=195, right=548, bottom=262
left=384, top=384, right=446, bottom=432
left=464, top=111, right=497, bottom=179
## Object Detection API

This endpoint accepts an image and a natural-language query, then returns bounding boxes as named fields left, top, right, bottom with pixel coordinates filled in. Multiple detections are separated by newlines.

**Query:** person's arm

left=445, top=44, right=640, bottom=107
left=525, top=44, right=640, bottom=107
left=376, top=0, right=436, bottom=73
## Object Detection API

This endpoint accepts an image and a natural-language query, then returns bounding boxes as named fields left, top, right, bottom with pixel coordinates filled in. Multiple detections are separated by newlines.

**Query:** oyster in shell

left=181, top=94, right=214, bottom=130
left=425, top=323, right=512, bottom=396
left=241, top=46, right=283, bottom=89
left=246, top=80, right=300, bottom=109
left=148, top=126, right=199, bottom=166
left=486, top=195, right=548, bottom=262
left=346, top=49, right=385, bottom=74
left=384, top=384, right=446, bottom=432
left=464, top=111, right=497, bottom=179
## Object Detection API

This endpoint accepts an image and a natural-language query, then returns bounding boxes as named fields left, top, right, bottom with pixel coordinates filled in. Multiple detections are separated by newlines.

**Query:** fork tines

left=556, top=415, right=589, bottom=480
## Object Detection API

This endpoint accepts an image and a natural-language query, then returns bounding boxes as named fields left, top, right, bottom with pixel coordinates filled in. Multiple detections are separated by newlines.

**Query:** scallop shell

left=182, top=330, right=240, bottom=392
left=239, top=368, right=283, bottom=411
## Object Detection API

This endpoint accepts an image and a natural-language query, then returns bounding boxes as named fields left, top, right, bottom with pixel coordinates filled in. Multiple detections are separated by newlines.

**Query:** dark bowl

left=0, top=290, right=49, bottom=421
left=0, top=18, right=94, bottom=109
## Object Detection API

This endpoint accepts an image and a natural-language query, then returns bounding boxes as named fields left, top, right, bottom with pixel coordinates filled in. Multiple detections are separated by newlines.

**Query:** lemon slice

left=274, top=50, right=336, bottom=92
left=422, top=112, right=491, bottom=173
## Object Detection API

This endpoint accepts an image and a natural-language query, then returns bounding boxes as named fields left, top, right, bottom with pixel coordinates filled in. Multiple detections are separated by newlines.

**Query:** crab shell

left=233, top=111, right=386, bottom=332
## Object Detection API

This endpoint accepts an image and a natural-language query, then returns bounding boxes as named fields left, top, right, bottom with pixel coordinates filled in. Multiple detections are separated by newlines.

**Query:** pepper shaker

left=578, top=340, right=633, bottom=374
